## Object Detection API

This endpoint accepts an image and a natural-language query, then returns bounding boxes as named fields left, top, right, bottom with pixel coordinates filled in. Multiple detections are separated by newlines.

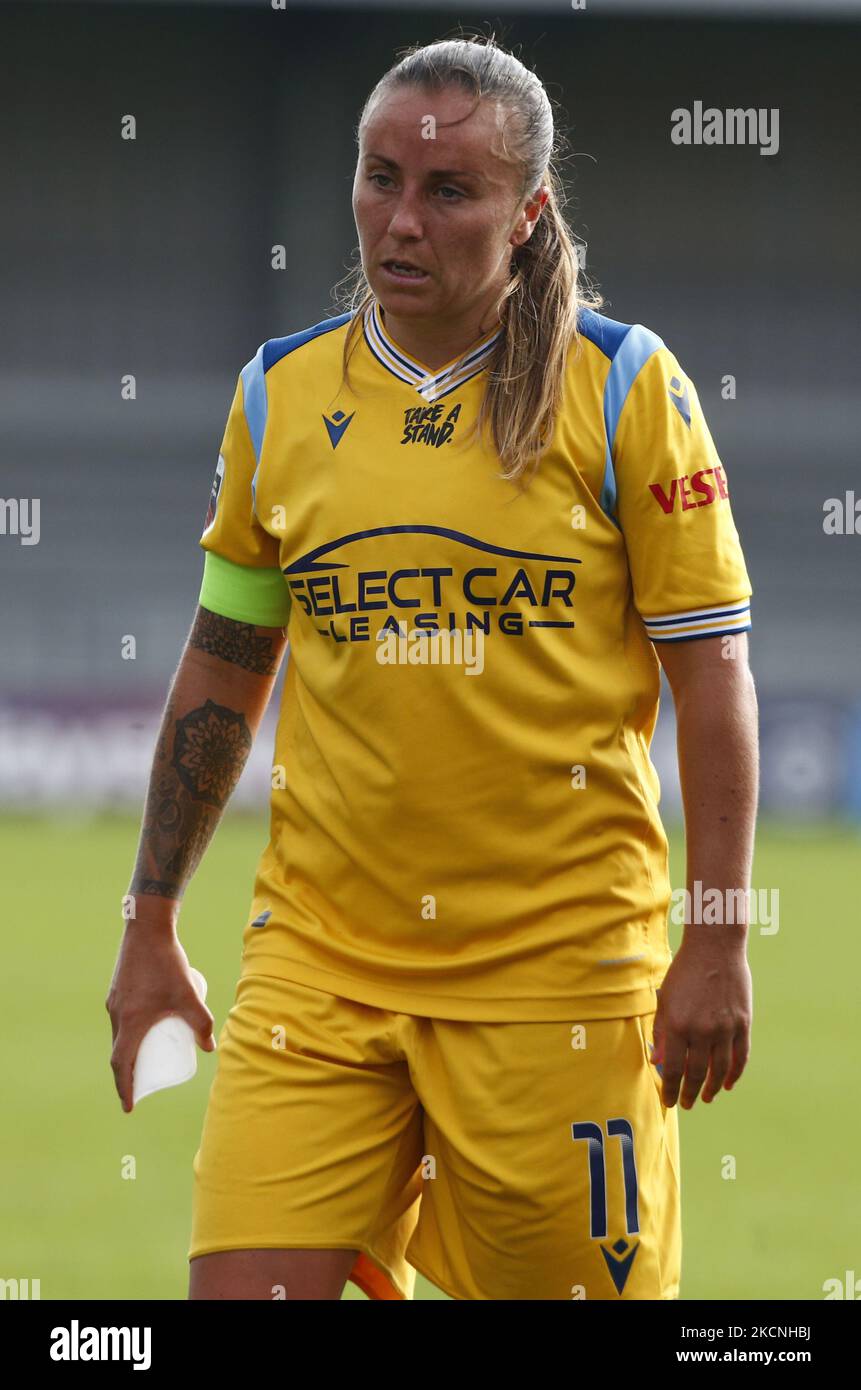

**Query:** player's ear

left=509, top=186, right=549, bottom=250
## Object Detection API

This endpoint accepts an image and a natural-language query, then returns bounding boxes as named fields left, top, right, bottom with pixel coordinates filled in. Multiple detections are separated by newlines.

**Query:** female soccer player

left=107, top=35, right=758, bottom=1301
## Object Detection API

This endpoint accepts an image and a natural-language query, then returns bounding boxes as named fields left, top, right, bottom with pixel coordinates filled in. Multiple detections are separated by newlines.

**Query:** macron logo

left=50, top=1321, right=151, bottom=1371
left=322, top=410, right=355, bottom=449
left=600, top=1238, right=639, bottom=1295
left=667, top=376, right=691, bottom=428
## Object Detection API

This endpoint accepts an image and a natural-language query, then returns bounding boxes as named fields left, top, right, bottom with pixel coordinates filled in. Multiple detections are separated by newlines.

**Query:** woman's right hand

left=106, top=920, right=216, bottom=1113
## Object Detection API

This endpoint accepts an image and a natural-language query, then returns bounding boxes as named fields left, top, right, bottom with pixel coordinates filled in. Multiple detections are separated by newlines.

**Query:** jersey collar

left=362, top=300, right=502, bottom=403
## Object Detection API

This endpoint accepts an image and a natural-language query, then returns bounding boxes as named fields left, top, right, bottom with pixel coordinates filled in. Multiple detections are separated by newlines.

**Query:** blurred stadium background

left=1, top=0, right=858, bottom=1302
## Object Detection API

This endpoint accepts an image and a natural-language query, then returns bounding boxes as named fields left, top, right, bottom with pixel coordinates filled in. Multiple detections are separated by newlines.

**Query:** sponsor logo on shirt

left=283, top=525, right=580, bottom=648
left=648, top=466, right=729, bottom=514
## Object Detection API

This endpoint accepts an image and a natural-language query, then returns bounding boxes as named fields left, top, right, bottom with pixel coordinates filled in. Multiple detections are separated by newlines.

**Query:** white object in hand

left=132, top=968, right=209, bottom=1104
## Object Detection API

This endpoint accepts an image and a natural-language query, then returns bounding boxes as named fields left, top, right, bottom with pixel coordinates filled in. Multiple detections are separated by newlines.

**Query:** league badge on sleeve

left=202, top=453, right=226, bottom=535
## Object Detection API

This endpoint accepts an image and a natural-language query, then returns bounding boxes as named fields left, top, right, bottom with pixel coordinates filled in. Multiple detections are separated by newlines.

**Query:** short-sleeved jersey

left=198, top=301, right=752, bottom=1022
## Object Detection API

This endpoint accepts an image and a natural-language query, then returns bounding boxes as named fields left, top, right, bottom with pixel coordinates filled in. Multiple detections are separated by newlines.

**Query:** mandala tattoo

left=172, top=700, right=252, bottom=808
left=129, top=697, right=253, bottom=900
left=191, top=607, right=282, bottom=676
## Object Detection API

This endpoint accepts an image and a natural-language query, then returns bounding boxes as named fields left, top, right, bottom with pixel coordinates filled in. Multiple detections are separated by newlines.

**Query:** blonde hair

left=332, top=32, right=604, bottom=486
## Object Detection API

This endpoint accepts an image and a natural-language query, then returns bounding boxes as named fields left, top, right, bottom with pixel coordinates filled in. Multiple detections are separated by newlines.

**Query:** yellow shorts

left=189, top=973, right=681, bottom=1300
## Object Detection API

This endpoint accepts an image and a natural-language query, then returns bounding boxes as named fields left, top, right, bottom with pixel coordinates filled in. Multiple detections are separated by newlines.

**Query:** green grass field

left=2, top=811, right=858, bottom=1301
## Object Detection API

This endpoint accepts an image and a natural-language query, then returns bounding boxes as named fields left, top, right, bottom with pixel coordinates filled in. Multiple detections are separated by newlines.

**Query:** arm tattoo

left=128, top=608, right=283, bottom=904
left=190, top=607, right=283, bottom=676
left=173, top=699, right=252, bottom=806
left=129, top=695, right=253, bottom=902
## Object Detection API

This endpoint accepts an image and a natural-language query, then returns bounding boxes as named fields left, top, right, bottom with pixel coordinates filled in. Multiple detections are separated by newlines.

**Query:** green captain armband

left=199, top=550, right=292, bottom=627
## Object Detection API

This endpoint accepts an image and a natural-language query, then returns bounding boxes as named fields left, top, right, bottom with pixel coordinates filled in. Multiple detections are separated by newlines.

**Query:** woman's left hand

left=651, top=937, right=752, bottom=1109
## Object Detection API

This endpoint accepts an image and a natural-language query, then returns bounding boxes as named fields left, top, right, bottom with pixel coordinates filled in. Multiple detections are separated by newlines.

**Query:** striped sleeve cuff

left=640, top=599, right=751, bottom=643
left=199, top=550, right=292, bottom=627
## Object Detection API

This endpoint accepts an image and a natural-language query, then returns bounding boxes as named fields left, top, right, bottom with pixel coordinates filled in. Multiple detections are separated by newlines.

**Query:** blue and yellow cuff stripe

left=640, top=599, right=751, bottom=643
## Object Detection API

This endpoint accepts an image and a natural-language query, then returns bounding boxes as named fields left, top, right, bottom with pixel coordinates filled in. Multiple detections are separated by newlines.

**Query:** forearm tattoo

left=128, top=610, right=281, bottom=902
left=190, top=607, right=283, bottom=676
left=129, top=694, right=253, bottom=901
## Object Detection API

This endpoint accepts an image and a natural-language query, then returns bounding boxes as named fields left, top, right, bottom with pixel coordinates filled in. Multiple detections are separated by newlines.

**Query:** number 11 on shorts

left=572, top=1120, right=640, bottom=1238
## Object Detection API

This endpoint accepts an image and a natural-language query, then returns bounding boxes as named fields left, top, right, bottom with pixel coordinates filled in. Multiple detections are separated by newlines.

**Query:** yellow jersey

left=198, top=299, right=752, bottom=1021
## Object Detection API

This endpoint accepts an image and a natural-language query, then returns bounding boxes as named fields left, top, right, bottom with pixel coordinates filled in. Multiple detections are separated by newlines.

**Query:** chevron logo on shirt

left=668, top=375, right=691, bottom=428
left=601, top=1238, right=640, bottom=1295
left=323, top=409, right=356, bottom=449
